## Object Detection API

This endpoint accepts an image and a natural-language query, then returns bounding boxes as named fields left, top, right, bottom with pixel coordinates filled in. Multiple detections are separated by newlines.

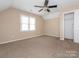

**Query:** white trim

left=44, top=34, right=65, bottom=41
left=63, top=10, right=75, bottom=14
left=60, top=13, right=65, bottom=40
left=0, top=34, right=43, bottom=45
left=74, top=40, right=79, bottom=44
left=44, top=34, right=60, bottom=38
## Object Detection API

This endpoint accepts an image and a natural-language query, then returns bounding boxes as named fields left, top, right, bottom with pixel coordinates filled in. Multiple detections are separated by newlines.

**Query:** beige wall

left=43, top=4, right=79, bottom=38
left=0, top=5, right=79, bottom=44
left=44, top=17, right=60, bottom=37
left=62, top=4, right=79, bottom=12
left=0, top=8, right=44, bottom=44
left=60, top=3, right=79, bottom=40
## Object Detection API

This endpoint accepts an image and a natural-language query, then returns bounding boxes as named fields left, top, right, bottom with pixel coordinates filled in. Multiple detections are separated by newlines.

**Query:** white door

left=64, top=13, right=74, bottom=39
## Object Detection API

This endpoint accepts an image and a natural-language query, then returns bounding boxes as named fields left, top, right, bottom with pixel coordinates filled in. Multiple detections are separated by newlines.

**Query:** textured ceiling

left=0, top=0, right=79, bottom=19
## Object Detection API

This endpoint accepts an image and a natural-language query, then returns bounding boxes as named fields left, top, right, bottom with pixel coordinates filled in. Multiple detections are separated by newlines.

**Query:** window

left=21, top=15, right=36, bottom=32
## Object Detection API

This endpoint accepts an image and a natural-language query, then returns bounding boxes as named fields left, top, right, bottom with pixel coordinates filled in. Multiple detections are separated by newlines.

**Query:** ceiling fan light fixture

left=35, top=0, right=57, bottom=12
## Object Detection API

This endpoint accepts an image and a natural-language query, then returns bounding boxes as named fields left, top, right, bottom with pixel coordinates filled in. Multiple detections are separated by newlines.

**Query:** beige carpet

left=0, top=35, right=79, bottom=58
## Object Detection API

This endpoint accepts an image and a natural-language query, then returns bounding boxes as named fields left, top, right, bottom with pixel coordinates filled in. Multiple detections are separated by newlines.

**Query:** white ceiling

left=12, top=0, right=61, bottom=16
left=0, top=0, right=79, bottom=19
left=0, top=0, right=13, bottom=11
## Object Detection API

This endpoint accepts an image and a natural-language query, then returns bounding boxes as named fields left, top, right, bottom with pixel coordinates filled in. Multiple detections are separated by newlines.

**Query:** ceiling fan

left=35, top=0, right=57, bottom=12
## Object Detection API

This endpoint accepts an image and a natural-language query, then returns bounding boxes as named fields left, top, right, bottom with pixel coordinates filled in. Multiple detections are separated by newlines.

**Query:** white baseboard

left=60, top=37, right=64, bottom=40
left=74, top=40, right=79, bottom=44
left=44, top=34, right=60, bottom=38
left=44, top=34, right=65, bottom=41
left=0, top=34, right=43, bottom=45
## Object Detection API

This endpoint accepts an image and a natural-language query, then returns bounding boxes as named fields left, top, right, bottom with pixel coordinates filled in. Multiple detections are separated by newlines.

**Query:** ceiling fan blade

left=47, top=9, right=50, bottom=12
left=35, top=5, right=44, bottom=8
left=44, top=0, right=49, bottom=6
left=48, top=5, right=57, bottom=8
left=39, top=9, right=43, bottom=12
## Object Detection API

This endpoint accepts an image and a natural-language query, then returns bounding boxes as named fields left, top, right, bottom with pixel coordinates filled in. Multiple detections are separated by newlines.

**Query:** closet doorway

left=64, top=12, right=74, bottom=40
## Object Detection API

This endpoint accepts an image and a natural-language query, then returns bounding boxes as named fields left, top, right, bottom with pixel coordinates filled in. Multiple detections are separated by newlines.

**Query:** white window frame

left=20, top=15, right=36, bottom=32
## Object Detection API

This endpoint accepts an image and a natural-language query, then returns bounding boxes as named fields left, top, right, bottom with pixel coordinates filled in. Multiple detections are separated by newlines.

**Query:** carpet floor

left=0, top=35, right=79, bottom=58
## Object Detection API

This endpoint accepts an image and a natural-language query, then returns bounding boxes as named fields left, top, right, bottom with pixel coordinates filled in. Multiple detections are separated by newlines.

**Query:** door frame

left=60, top=10, right=75, bottom=41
